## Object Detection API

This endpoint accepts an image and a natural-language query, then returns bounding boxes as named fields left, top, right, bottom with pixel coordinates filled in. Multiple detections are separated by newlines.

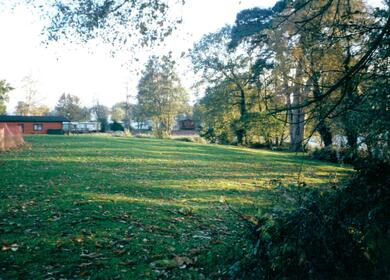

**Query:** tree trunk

left=290, top=63, right=305, bottom=152
left=346, top=129, right=358, bottom=148
left=341, top=36, right=359, bottom=151
left=236, top=129, right=245, bottom=145
left=318, top=120, right=333, bottom=147
left=236, top=87, right=247, bottom=145
left=290, top=106, right=305, bottom=152
left=311, top=73, right=333, bottom=147
left=281, top=71, right=297, bottom=151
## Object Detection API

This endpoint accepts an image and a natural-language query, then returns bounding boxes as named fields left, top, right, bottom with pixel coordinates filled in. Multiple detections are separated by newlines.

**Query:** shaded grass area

left=0, top=135, right=351, bottom=279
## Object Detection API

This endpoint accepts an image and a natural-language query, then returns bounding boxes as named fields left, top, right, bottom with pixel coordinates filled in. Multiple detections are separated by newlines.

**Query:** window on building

left=33, top=124, right=43, bottom=131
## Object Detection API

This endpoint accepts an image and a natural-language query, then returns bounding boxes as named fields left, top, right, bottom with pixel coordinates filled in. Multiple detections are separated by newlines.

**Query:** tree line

left=190, top=0, right=389, bottom=160
left=0, top=54, right=190, bottom=135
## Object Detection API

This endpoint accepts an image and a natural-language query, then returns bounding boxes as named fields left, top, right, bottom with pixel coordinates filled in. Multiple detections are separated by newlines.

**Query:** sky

left=0, top=0, right=384, bottom=114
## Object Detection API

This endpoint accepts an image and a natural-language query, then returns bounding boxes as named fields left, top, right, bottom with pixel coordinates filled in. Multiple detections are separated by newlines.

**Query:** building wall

left=1, top=122, right=63, bottom=134
left=179, top=119, right=195, bottom=130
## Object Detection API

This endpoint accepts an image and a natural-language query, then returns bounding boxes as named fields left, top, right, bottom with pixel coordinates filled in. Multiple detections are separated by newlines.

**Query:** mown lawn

left=0, top=135, right=351, bottom=279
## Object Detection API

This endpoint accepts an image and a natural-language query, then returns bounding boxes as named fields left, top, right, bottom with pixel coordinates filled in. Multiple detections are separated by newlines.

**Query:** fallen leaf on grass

left=2, top=243, right=19, bottom=252
left=177, top=207, right=194, bottom=216
left=151, top=259, right=177, bottom=269
left=189, top=248, right=201, bottom=255
left=151, top=256, right=193, bottom=269
left=210, top=239, right=224, bottom=245
left=80, top=252, right=103, bottom=259
left=113, top=249, right=127, bottom=255
left=174, top=256, right=193, bottom=266
left=48, top=215, right=61, bottom=222
left=119, top=260, right=135, bottom=266
left=79, top=262, right=93, bottom=268
left=94, top=242, right=104, bottom=248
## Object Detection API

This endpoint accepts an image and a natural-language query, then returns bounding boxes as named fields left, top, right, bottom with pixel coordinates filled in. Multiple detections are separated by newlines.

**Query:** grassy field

left=0, top=135, right=351, bottom=279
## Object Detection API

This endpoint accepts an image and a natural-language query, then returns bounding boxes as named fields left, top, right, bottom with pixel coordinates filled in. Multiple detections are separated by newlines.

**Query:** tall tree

left=229, top=0, right=389, bottom=153
left=190, top=26, right=254, bottom=144
left=91, top=102, right=110, bottom=132
left=14, top=76, right=51, bottom=116
left=137, top=55, right=188, bottom=138
left=111, top=103, right=126, bottom=122
left=15, top=102, right=49, bottom=116
left=194, top=80, right=240, bottom=144
left=131, top=103, right=148, bottom=130
left=0, top=80, right=13, bottom=114
left=15, top=75, right=40, bottom=116
left=54, top=93, right=89, bottom=121
left=124, top=94, right=133, bottom=130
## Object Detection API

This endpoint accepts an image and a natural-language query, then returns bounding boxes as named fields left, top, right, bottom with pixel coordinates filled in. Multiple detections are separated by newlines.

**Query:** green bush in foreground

left=235, top=161, right=390, bottom=279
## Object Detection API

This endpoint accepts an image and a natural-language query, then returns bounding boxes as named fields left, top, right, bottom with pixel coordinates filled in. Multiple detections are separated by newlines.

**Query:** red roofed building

left=0, top=115, right=69, bottom=134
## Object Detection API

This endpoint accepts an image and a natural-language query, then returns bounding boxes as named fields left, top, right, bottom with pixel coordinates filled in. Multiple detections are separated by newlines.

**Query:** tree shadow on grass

left=0, top=135, right=354, bottom=279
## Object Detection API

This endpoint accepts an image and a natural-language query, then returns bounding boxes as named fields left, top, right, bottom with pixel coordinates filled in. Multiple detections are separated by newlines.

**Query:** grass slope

left=0, top=135, right=351, bottom=279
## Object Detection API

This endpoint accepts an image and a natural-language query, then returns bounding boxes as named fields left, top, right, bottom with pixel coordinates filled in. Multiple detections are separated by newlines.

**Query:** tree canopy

left=54, top=93, right=90, bottom=121
left=0, top=80, right=13, bottom=114
left=137, top=55, right=188, bottom=138
left=191, top=0, right=390, bottom=155
left=13, top=0, right=184, bottom=47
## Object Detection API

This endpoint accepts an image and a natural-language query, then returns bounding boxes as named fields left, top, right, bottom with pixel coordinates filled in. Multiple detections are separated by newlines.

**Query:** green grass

left=0, top=135, right=351, bottom=279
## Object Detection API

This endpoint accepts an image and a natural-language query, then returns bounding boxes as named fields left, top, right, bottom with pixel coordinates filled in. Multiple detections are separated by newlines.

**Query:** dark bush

left=310, top=146, right=358, bottom=164
left=47, top=129, right=64, bottom=135
left=311, top=146, right=339, bottom=162
left=110, top=121, right=124, bottom=132
left=248, top=142, right=269, bottom=149
left=234, top=161, right=390, bottom=279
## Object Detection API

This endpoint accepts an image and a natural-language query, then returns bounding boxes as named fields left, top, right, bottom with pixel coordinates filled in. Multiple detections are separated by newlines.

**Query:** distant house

left=0, top=115, right=69, bottom=134
left=63, top=121, right=101, bottom=133
left=178, top=118, right=195, bottom=130
left=130, top=120, right=152, bottom=130
left=172, top=115, right=195, bottom=131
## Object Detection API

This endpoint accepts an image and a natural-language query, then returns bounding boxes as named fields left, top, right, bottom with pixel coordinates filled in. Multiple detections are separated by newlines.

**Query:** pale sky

left=0, top=0, right=384, bottom=114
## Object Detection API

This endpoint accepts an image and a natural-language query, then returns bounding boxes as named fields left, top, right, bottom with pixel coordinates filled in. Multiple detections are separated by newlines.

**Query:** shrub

left=310, top=146, right=359, bottom=164
left=172, top=135, right=208, bottom=144
left=47, top=129, right=64, bottom=135
left=123, top=128, right=132, bottom=136
left=111, top=131, right=125, bottom=137
left=234, top=162, right=390, bottom=279
left=135, top=133, right=152, bottom=139
left=110, top=121, right=124, bottom=132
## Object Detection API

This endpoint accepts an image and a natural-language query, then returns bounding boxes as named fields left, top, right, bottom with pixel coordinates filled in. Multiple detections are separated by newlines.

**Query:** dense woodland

left=192, top=0, right=390, bottom=159
left=1, top=0, right=389, bottom=278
